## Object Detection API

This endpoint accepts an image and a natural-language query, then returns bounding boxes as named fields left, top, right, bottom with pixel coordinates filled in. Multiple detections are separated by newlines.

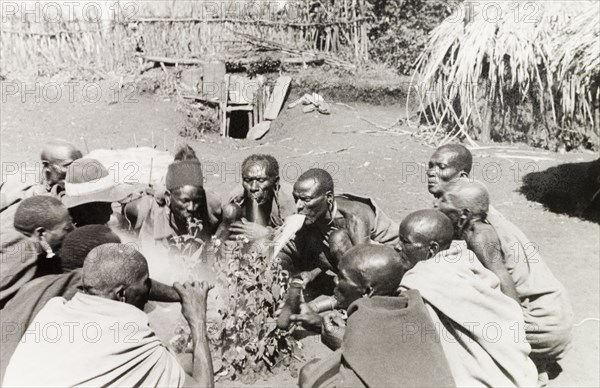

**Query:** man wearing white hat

left=62, top=158, right=138, bottom=227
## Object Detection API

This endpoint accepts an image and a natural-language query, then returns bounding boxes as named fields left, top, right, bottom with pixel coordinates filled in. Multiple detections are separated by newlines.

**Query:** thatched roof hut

left=409, top=0, right=599, bottom=148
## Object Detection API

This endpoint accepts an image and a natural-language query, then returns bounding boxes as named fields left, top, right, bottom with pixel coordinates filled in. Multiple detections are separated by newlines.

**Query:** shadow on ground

left=520, top=159, right=600, bottom=223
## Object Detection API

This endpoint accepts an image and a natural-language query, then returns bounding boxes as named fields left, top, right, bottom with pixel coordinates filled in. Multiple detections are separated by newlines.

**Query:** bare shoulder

left=225, top=185, right=245, bottom=206
left=469, top=222, right=501, bottom=244
left=336, top=196, right=375, bottom=225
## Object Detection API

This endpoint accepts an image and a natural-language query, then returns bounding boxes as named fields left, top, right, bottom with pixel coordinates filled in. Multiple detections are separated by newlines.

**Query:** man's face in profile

left=394, top=221, right=431, bottom=270
left=427, top=150, right=462, bottom=197
left=41, top=145, right=82, bottom=187
left=293, top=178, right=329, bottom=225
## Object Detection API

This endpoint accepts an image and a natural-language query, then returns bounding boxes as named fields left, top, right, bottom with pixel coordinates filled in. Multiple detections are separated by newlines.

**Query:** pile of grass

left=409, top=0, right=599, bottom=149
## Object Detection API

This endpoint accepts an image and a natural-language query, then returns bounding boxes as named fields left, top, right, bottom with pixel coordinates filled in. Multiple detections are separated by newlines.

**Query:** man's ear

left=114, top=285, right=127, bottom=303
left=325, top=190, right=334, bottom=204
left=458, top=209, right=471, bottom=229
left=31, top=227, right=45, bottom=241
left=427, top=241, right=440, bottom=259
left=164, top=190, right=171, bottom=207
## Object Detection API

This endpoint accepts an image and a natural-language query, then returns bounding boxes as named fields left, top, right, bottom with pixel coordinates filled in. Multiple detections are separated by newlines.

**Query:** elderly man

left=0, top=196, right=74, bottom=308
left=0, top=226, right=184, bottom=384
left=397, top=209, right=537, bottom=387
left=0, top=225, right=119, bottom=383
left=278, top=168, right=399, bottom=288
left=426, top=143, right=472, bottom=198
left=1, top=141, right=83, bottom=212
left=437, top=180, right=573, bottom=380
left=219, top=154, right=295, bottom=241
left=298, top=244, right=455, bottom=387
left=131, top=160, right=221, bottom=250
left=3, top=243, right=214, bottom=387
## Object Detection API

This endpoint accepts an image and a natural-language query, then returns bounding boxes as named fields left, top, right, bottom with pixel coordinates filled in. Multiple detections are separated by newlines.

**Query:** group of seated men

left=0, top=140, right=573, bottom=387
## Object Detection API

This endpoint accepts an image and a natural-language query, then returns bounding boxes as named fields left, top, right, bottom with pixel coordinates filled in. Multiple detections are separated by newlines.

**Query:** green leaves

left=166, top=231, right=301, bottom=382
left=209, top=237, right=301, bottom=381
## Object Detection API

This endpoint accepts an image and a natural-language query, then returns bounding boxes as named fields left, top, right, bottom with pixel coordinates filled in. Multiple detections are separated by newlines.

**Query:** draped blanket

left=487, top=206, right=573, bottom=361
left=300, top=291, right=455, bottom=387
left=0, top=270, right=82, bottom=384
left=3, top=293, right=184, bottom=387
left=400, top=243, right=538, bottom=387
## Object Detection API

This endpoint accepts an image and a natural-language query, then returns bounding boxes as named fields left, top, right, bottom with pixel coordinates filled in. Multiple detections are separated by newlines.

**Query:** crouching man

left=298, top=244, right=455, bottom=387
left=3, top=243, right=214, bottom=388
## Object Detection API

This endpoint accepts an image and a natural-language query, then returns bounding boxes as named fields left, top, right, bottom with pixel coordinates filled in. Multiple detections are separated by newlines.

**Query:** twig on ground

left=359, top=116, right=388, bottom=130
left=335, top=102, right=356, bottom=111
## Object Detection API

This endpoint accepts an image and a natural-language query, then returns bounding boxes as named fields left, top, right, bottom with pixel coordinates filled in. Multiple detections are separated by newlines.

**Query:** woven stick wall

left=0, top=0, right=371, bottom=76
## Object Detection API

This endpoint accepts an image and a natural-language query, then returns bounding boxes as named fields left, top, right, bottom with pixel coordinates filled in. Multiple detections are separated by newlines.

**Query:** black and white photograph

left=0, top=0, right=598, bottom=386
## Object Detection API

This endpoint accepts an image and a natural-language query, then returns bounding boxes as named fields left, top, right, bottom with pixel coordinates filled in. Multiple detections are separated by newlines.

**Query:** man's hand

left=175, top=281, right=215, bottom=388
left=173, top=281, right=213, bottom=328
left=290, top=303, right=323, bottom=331
left=321, top=311, right=345, bottom=350
left=298, top=268, right=322, bottom=285
left=228, top=218, right=269, bottom=241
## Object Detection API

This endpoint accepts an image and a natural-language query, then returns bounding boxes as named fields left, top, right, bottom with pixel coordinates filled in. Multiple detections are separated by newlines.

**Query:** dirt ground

left=1, top=81, right=598, bottom=387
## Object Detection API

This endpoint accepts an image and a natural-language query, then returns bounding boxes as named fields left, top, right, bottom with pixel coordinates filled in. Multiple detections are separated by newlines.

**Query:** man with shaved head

left=426, top=143, right=472, bottom=198
left=394, top=209, right=455, bottom=270
left=278, top=168, right=399, bottom=292
left=3, top=243, right=215, bottom=388
left=1, top=196, right=74, bottom=308
left=298, top=244, right=455, bottom=387
left=427, top=144, right=573, bottom=383
left=0, top=226, right=185, bottom=384
left=437, top=180, right=519, bottom=300
left=398, top=209, right=537, bottom=387
left=438, top=180, right=573, bottom=382
left=1, top=141, right=82, bottom=212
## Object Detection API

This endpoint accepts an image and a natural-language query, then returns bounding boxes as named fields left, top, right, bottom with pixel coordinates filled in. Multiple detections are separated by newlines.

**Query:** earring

left=40, top=236, right=55, bottom=258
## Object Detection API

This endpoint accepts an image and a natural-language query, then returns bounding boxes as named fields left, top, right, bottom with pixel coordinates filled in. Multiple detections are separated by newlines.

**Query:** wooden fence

left=0, top=0, right=371, bottom=76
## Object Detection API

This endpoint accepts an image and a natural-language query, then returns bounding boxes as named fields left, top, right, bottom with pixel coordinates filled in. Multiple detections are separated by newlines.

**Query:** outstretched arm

left=148, top=279, right=181, bottom=302
left=468, top=226, right=520, bottom=302
left=174, top=282, right=214, bottom=388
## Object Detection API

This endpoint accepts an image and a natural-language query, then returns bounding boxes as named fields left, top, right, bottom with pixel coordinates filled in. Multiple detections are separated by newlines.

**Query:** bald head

left=396, top=209, right=454, bottom=269
left=443, top=180, right=490, bottom=218
left=82, top=243, right=150, bottom=309
left=40, top=142, right=83, bottom=187
left=14, top=196, right=73, bottom=250
left=41, top=142, right=82, bottom=163
left=427, top=144, right=473, bottom=197
left=335, top=244, right=403, bottom=308
left=434, top=144, right=472, bottom=174
left=14, top=196, right=69, bottom=234
left=295, top=168, right=334, bottom=196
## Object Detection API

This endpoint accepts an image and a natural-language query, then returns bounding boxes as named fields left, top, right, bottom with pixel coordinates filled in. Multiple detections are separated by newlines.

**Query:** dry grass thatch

left=408, top=0, right=600, bottom=148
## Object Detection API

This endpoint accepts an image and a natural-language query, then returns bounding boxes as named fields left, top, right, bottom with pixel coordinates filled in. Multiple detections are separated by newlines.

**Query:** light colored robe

left=487, top=206, right=573, bottom=361
left=400, top=242, right=538, bottom=387
left=3, top=292, right=185, bottom=387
